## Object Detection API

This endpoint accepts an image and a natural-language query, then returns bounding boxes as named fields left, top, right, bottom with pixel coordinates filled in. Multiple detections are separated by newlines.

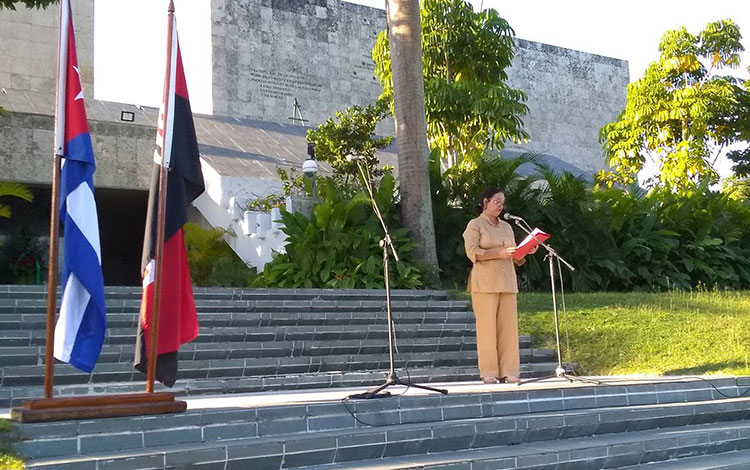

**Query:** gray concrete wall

left=210, top=0, right=385, bottom=127
left=0, top=111, right=155, bottom=190
left=505, top=39, right=630, bottom=173
left=0, top=0, right=93, bottom=111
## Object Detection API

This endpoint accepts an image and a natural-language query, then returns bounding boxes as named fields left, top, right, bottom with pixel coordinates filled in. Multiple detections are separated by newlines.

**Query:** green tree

left=724, top=70, right=750, bottom=200
left=305, top=98, right=392, bottom=180
left=373, top=0, right=528, bottom=170
left=0, top=0, right=56, bottom=9
left=599, top=19, right=749, bottom=192
left=722, top=174, right=750, bottom=201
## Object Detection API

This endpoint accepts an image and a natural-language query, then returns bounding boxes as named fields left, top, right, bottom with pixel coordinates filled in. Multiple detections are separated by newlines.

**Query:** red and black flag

left=135, top=4, right=204, bottom=387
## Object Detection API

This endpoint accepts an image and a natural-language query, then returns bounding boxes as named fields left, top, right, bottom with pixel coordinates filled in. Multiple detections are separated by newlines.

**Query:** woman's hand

left=514, top=245, right=537, bottom=263
left=474, top=245, right=518, bottom=261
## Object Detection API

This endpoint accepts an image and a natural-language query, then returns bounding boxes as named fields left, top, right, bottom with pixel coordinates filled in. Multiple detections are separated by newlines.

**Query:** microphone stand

left=347, top=158, right=447, bottom=399
left=508, top=215, right=599, bottom=385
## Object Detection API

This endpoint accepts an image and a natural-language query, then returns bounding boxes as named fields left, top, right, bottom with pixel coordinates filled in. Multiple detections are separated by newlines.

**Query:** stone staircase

left=0, top=285, right=559, bottom=408
left=9, top=377, right=750, bottom=469
left=5, top=285, right=750, bottom=469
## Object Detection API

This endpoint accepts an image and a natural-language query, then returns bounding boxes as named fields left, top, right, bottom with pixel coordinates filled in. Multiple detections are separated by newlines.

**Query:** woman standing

left=462, top=187, right=535, bottom=385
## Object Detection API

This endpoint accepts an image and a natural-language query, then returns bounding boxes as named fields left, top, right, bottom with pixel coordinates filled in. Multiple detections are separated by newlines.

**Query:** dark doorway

left=0, top=184, right=148, bottom=286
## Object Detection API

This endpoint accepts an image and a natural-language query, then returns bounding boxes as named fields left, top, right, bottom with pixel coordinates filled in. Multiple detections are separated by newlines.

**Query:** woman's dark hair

left=475, top=187, right=504, bottom=215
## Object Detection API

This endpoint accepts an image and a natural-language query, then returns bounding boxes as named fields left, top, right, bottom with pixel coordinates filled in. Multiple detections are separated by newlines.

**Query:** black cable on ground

left=591, top=375, right=750, bottom=399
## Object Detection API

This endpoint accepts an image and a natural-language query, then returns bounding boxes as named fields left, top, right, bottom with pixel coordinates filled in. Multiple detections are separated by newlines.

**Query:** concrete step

left=0, top=349, right=521, bottom=386
left=16, top=379, right=750, bottom=469
left=0, top=303, right=474, bottom=320
left=618, top=449, right=750, bottom=469
left=0, top=309, right=477, bottom=331
left=296, top=420, right=750, bottom=470
left=0, top=285, right=455, bottom=302
left=1, top=319, right=484, bottom=339
left=14, top=380, right=741, bottom=457
left=0, top=323, right=493, bottom=347
left=0, top=306, right=474, bottom=328
left=5, top=354, right=469, bottom=387
left=0, top=323, right=513, bottom=350
left=0, top=363, right=577, bottom=408
left=0, top=338, right=552, bottom=366
left=0, top=310, right=480, bottom=336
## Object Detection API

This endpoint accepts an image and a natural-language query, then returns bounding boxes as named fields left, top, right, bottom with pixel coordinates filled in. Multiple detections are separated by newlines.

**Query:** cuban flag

left=134, top=3, right=204, bottom=387
left=52, top=0, right=106, bottom=374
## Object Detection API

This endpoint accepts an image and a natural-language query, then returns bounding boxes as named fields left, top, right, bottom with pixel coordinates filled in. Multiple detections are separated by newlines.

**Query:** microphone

left=503, top=213, right=524, bottom=222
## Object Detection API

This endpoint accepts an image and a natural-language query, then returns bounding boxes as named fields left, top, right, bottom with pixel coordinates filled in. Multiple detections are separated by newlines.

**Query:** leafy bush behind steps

left=184, top=223, right=257, bottom=287
left=432, top=155, right=750, bottom=292
left=253, top=173, right=428, bottom=289
left=183, top=154, right=750, bottom=292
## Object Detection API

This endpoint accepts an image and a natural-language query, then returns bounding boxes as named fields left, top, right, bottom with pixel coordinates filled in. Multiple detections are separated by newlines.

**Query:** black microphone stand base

left=347, top=372, right=448, bottom=400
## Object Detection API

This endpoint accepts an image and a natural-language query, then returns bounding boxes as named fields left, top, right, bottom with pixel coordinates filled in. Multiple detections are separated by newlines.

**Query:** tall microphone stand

left=347, top=158, right=447, bottom=399
left=508, top=215, right=599, bottom=385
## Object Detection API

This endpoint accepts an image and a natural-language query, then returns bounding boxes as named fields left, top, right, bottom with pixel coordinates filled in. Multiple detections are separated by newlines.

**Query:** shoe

left=501, top=376, right=522, bottom=385
left=482, top=377, right=499, bottom=384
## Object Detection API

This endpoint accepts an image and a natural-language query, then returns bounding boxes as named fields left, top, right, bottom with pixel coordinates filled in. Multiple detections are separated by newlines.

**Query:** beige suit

left=463, top=216, right=524, bottom=380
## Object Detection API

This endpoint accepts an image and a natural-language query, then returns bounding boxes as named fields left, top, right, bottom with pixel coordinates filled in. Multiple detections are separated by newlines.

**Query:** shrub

left=254, top=173, right=428, bottom=289
left=433, top=154, right=750, bottom=292
left=183, top=223, right=257, bottom=287
left=431, top=152, right=546, bottom=289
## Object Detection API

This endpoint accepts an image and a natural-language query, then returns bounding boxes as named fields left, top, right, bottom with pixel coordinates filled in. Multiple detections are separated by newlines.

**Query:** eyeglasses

left=489, top=198, right=504, bottom=206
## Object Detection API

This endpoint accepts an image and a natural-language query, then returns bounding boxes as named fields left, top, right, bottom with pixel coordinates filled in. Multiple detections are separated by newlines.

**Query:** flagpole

left=44, top=0, right=71, bottom=400
left=12, top=0, right=187, bottom=423
left=44, top=161, right=62, bottom=400
left=146, top=0, right=176, bottom=394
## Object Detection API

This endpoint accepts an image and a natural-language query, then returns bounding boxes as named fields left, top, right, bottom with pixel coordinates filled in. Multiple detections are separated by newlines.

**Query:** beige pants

left=471, top=292, right=520, bottom=380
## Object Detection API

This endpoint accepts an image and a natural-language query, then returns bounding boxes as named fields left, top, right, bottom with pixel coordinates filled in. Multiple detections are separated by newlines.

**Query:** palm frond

left=0, top=181, right=33, bottom=202
left=0, top=181, right=33, bottom=219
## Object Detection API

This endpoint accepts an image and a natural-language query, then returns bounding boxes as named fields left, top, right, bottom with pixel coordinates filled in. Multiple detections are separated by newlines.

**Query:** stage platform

left=6, top=374, right=750, bottom=469
left=179, top=374, right=745, bottom=410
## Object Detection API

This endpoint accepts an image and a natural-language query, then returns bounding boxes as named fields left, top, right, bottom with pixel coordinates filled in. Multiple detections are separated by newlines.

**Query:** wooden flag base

left=10, top=392, right=187, bottom=423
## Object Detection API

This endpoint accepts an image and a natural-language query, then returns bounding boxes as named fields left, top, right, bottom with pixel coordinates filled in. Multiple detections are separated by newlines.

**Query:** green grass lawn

left=515, top=290, right=750, bottom=376
left=0, top=419, right=23, bottom=470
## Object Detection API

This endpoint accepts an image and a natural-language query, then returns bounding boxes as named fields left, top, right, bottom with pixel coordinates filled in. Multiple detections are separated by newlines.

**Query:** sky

left=93, top=0, right=213, bottom=113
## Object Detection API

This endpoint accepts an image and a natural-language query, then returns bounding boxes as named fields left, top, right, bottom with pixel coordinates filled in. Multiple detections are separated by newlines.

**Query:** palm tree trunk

left=385, top=0, right=438, bottom=270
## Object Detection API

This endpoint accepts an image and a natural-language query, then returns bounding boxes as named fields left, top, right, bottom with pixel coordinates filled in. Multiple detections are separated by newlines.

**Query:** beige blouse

left=463, top=215, right=524, bottom=293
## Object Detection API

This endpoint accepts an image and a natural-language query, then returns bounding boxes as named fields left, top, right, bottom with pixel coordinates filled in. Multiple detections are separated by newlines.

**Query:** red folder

left=513, top=228, right=550, bottom=260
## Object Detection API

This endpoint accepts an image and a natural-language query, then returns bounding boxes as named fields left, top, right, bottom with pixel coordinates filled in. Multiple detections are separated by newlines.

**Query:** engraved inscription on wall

left=352, top=54, right=377, bottom=83
left=249, top=68, right=324, bottom=100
